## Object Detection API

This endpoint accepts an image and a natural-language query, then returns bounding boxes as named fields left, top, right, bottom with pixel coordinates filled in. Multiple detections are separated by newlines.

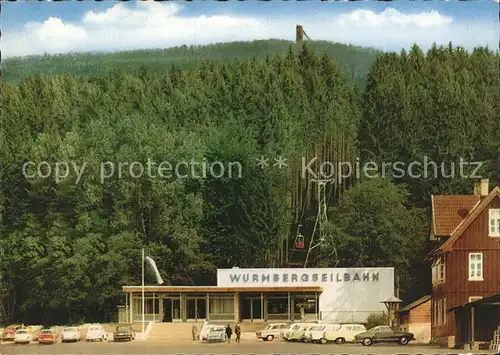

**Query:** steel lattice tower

left=303, top=179, right=339, bottom=268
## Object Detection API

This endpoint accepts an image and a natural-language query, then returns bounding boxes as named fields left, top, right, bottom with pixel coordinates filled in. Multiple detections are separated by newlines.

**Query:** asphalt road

left=0, top=340, right=496, bottom=355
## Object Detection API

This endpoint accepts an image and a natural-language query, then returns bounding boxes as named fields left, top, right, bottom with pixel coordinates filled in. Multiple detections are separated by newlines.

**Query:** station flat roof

left=122, top=285, right=322, bottom=293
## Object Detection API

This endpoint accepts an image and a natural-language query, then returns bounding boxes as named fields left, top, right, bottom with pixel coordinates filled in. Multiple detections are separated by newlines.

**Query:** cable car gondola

left=295, top=233, right=304, bottom=250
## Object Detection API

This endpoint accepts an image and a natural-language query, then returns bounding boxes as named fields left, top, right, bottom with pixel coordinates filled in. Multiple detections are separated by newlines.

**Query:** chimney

left=473, top=183, right=481, bottom=196
left=480, top=179, right=489, bottom=196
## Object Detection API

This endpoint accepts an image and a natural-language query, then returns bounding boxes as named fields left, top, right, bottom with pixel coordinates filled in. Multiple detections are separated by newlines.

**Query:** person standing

left=191, top=324, right=198, bottom=341
left=225, top=324, right=232, bottom=343
left=235, top=324, right=241, bottom=343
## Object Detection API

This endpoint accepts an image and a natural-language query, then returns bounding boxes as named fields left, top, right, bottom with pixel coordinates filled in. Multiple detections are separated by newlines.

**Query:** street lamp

left=380, top=295, right=403, bottom=328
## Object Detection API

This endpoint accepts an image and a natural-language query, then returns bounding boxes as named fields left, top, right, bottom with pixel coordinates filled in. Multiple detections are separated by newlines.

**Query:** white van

left=323, top=323, right=366, bottom=344
left=256, top=323, right=289, bottom=341
left=286, top=323, right=317, bottom=341
left=305, top=324, right=340, bottom=343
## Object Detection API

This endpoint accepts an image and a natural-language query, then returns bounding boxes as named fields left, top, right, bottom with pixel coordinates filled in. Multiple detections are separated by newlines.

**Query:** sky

left=2, top=0, right=498, bottom=58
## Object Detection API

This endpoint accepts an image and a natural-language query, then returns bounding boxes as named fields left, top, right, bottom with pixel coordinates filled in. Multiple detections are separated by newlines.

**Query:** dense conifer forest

left=3, top=40, right=380, bottom=88
left=1, top=40, right=498, bottom=325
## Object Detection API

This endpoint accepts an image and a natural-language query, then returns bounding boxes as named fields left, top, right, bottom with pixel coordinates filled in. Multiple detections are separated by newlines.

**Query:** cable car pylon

left=303, top=178, right=339, bottom=268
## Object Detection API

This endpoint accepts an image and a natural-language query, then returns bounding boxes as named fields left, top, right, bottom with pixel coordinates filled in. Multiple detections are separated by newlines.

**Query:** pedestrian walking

left=235, top=324, right=241, bottom=343
left=191, top=324, right=198, bottom=341
left=225, top=324, right=232, bottom=343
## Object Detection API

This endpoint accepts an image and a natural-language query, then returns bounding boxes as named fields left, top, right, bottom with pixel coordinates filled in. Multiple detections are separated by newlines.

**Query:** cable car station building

left=122, top=267, right=395, bottom=324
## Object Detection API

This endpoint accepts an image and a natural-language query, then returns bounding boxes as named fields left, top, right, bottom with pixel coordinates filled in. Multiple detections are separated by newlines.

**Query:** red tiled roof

left=438, top=187, right=500, bottom=253
left=431, top=195, right=480, bottom=236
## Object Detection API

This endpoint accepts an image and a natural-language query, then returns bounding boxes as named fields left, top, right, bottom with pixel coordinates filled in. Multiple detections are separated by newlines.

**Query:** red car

left=38, top=329, right=57, bottom=344
left=2, top=325, right=22, bottom=341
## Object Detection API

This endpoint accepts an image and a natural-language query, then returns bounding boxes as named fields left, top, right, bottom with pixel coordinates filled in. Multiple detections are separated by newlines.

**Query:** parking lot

left=1, top=339, right=496, bottom=355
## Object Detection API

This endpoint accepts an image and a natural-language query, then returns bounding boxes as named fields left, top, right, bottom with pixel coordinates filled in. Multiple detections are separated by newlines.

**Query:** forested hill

left=1, top=42, right=498, bottom=325
left=3, top=39, right=381, bottom=87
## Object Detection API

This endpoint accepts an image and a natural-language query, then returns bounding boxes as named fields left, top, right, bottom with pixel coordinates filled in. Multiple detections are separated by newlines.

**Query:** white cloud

left=313, top=8, right=496, bottom=52
left=33, top=17, right=88, bottom=42
left=82, top=2, right=181, bottom=26
left=334, top=8, right=452, bottom=27
left=2, top=3, right=497, bottom=58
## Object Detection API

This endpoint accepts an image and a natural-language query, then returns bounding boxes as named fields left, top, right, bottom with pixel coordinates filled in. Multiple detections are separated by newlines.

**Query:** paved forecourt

left=0, top=340, right=497, bottom=355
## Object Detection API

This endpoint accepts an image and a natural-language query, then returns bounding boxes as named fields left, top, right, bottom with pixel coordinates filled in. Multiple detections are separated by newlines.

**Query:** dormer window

left=489, top=209, right=500, bottom=237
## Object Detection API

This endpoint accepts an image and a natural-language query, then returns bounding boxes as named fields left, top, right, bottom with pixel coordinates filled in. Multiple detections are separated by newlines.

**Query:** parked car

left=323, top=323, right=367, bottom=344
left=113, top=325, right=135, bottom=341
left=200, top=324, right=220, bottom=341
left=286, top=323, right=317, bottom=341
left=302, top=324, right=321, bottom=342
left=14, top=329, right=33, bottom=344
left=38, top=329, right=57, bottom=344
left=354, top=325, right=415, bottom=346
left=85, top=324, right=107, bottom=342
left=207, top=326, right=226, bottom=342
left=61, top=327, right=81, bottom=343
left=305, top=323, right=340, bottom=343
left=282, top=323, right=301, bottom=341
left=27, top=325, right=42, bottom=341
left=2, top=324, right=22, bottom=341
left=256, top=322, right=289, bottom=341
